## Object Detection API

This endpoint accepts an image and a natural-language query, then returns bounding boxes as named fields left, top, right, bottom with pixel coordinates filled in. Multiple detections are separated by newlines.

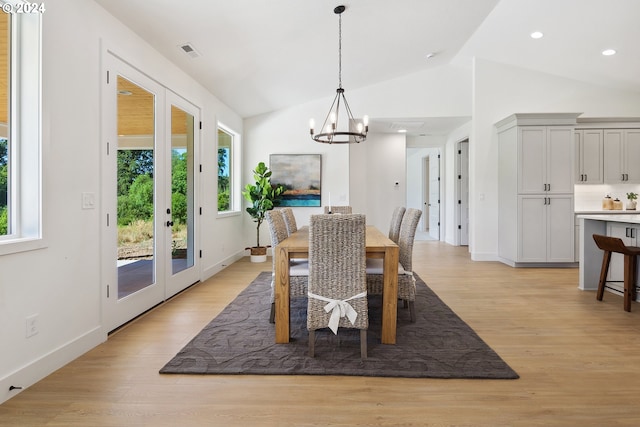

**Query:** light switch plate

left=82, top=192, right=96, bottom=209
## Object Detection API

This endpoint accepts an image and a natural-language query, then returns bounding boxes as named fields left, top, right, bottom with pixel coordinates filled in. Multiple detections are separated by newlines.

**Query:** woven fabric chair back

left=265, top=210, right=288, bottom=272
left=323, top=206, right=353, bottom=214
left=307, top=214, right=368, bottom=331
left=388, top=206, right=406, bottom=243
left=398, top=208, right=422, bottom=273
left=280, top=207, right=298, bottom=235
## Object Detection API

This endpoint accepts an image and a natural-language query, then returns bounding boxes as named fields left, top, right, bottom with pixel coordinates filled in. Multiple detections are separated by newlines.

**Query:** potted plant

left=626, top=192, right=638, bottom=210
left=242, top=161, right=285, bottom=262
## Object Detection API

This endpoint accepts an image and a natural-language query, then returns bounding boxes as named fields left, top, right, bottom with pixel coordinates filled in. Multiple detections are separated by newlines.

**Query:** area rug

left=160, top=272, right=518, bottom=379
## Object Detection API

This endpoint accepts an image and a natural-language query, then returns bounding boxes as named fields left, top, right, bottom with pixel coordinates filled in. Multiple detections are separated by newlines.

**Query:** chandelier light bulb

left=309, top=118, right=315, bottom=132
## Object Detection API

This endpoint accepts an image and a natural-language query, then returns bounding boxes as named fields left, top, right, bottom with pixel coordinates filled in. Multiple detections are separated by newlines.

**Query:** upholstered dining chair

left=323, top=205, right=352, bottom=214
left=280, top=207, right=297, bottom=235
left=307, top=214, right=368, bottom=359
left=388, top=206, right=406, bottom=244
left=366, top=207, right=422, bottom=322
left=265, top=210, right=308, bottom=323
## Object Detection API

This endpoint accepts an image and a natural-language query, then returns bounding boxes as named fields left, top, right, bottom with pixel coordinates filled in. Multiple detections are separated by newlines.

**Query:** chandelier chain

left=338, top=12, right=342, bottom=89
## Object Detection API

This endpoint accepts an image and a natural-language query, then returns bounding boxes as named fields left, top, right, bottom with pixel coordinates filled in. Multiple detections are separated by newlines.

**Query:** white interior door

left=428, top=152, right=440, bottom=240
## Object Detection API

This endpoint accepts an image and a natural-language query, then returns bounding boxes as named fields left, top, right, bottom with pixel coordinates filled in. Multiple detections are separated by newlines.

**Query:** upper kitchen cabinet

left=575, top=129, right=603, bottom=184
left=604, top=129, right=640, bottom=184
left=496, top=113, right=579, bottom=195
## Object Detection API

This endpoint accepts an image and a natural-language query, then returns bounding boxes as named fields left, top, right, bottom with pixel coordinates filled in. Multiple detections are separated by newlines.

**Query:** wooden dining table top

left=278, top=225, right=397, bottom=256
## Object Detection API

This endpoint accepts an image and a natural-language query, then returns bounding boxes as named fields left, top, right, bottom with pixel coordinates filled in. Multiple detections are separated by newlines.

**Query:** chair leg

left=408, top=301, right=416, bottom=323
left=597, top=251, right=611, bottom=301
left=360, top=330, right=367, bottom=359
left=269, top=302, right=275, bottom=323
left=309, top=330, right=315, bottom=358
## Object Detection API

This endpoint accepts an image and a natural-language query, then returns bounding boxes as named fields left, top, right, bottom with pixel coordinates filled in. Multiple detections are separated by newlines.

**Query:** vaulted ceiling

left=94, top=0, right=640, bottom=136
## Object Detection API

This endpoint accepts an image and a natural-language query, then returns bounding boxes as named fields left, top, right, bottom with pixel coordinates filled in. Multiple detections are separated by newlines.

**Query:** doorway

left=102, top=53, right=200, bottom=332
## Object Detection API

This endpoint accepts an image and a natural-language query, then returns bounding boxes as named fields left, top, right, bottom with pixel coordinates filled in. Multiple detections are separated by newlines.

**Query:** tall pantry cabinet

left=496, top=113, right=580, bottom=266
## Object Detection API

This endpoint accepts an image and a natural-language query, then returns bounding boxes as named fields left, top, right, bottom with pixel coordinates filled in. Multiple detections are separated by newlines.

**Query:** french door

left=102, top=53, right=200, bottom=332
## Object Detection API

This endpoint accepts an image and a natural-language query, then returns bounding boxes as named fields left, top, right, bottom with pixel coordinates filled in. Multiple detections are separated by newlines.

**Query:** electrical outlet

left=26, top=314, right=38, bottom=338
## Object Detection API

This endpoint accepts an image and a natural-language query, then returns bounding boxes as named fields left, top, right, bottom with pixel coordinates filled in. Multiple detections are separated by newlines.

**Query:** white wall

left=0, top=0, right=244, bottom=403
left=470, top=58, right=640, bottom=261
left=243, top=63, right=473, bottom=244
left=351, top=132, right=407, bottom=232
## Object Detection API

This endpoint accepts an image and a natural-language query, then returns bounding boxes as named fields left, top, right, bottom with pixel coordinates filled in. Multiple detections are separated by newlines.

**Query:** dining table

left=274, top=225, right=400, bottom=344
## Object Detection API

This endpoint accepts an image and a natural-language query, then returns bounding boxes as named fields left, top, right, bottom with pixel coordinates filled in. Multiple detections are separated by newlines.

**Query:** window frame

left=216, top=123, right=240, bottom=217
left=0, top=4, right=44, bottom=255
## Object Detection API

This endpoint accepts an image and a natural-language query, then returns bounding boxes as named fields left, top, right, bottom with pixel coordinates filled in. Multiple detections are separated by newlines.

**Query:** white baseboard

left=201, top=250, right=245, bottom=281
left=471, top=252, right=499, bottom=262
left=0, top=326, right=105, bottom=404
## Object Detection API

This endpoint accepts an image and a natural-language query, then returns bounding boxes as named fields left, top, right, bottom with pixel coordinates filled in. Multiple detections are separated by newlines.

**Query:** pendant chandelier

left=309, top=5, right=368, bottom=144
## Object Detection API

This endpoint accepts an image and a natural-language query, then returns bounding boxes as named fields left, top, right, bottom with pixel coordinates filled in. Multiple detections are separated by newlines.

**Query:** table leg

left=381, top=245, right=399, bottom=344
left=274, top=245, right=290, bottom=343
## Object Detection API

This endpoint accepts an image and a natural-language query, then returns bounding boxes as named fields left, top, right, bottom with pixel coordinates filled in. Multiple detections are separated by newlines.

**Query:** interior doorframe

left=454, top=138, right=470, bottom=246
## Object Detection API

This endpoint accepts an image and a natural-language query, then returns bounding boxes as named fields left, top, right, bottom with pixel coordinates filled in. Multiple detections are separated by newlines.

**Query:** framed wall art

left=269, top=154, right=321, bottom=207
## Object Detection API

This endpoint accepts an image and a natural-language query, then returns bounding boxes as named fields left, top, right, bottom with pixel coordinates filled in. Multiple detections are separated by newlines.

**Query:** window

left=0, top=4, right=43, bottom=254
left=217, top=125, right=239, bottom=213
left=0, top=10, right=9, bottom=236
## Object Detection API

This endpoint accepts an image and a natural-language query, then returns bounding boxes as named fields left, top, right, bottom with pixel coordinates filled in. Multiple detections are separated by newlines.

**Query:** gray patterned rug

left=160, top=272, right=518, bottom=379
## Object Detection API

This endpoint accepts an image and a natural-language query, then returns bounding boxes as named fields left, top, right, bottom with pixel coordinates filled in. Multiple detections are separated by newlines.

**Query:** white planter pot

left=250, top=254, right=267, bottom=263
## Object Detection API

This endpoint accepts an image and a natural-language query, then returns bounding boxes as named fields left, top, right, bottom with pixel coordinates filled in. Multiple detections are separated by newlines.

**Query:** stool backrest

left=593, top=234, right=638, bottom=256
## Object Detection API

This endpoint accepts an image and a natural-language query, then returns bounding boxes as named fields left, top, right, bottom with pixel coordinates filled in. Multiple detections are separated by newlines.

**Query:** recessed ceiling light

left=425, top=52, right=435, bottom=59
left=530, top=31, right=543, bottom=39
left=602, top=49, right=616, bottom=56
left=398, top=129, right=407, bottom=133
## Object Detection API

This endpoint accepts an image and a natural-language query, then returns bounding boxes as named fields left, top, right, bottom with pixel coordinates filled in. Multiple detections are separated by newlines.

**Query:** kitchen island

left=578, top=214, right=640, bottom=298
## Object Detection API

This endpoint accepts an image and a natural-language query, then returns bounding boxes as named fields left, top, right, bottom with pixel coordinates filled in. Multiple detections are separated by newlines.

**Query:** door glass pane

left=117, top=76, right=155, bottom=299
left=170, top=105, right=194, bottom=274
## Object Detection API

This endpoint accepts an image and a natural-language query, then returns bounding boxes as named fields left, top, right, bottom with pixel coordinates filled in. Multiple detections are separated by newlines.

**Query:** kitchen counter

left=578, top=214, right=640, bottom=225
left=575, top=210, right=639, bottom=215
left=578, top=214, right=640, bottom=294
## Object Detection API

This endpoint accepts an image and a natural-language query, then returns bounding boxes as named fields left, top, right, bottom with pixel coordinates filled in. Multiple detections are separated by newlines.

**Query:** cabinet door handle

left=626, top=227, right=631, bottom=238
left=633, top=228, right=636, bottom=239
left=584, top=174, right=587, bottom=181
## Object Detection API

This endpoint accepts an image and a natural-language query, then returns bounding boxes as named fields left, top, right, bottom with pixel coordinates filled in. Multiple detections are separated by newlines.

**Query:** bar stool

left=592, top=234, right=640, bottom=312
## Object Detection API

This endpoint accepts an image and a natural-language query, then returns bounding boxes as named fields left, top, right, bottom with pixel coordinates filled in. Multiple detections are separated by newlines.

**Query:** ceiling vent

left=389, top=121, right=425, bottom=131
left=178, top=43, right=201, bottom=59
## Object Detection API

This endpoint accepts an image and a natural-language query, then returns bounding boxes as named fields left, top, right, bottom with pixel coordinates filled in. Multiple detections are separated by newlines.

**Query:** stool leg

left=624, top=255, right=632, bottom=312
left=597, top=251, right=611, bottom=301
left=631, top=255, right=638, bottom=305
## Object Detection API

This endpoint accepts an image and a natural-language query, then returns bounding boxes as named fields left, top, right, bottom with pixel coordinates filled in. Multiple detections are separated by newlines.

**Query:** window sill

left=0, top=237, right=48, bottom=256
left=216, top=210, right=241, bottom=219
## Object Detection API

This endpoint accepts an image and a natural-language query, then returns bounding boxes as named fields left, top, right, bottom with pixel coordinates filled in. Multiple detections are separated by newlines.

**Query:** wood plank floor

left=2, top=241, right=640, bottom=426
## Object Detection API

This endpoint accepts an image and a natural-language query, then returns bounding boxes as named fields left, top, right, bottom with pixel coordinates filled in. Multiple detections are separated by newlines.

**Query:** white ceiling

left=93, top=0, right=640, bottom=136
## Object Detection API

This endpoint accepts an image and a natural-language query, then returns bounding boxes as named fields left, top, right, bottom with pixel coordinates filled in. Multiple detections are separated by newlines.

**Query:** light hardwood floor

left=2, top=241, right=640, bottom=426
